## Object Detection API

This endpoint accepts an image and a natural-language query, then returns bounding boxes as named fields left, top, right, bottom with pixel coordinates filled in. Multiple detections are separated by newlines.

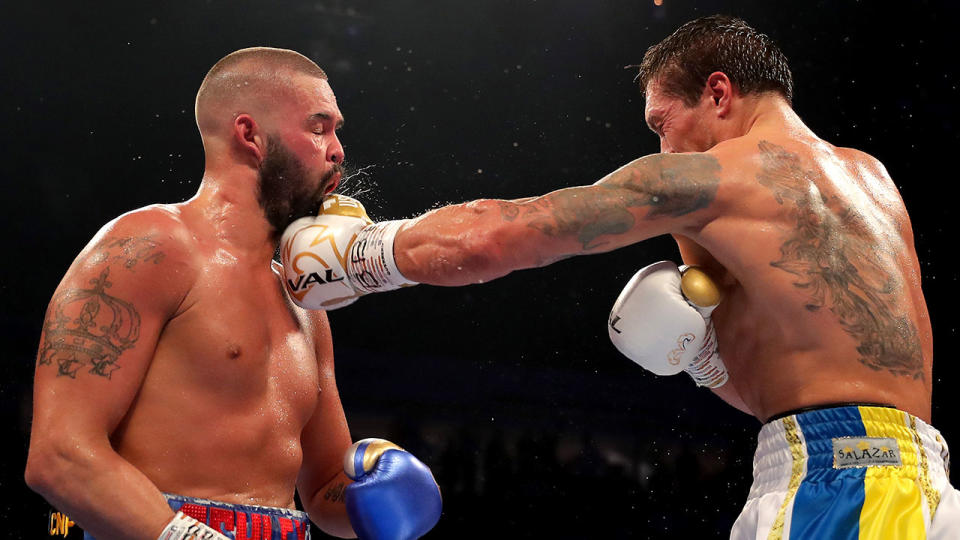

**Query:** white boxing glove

left=608, top=261, right=729, bottom=388
left=280, top=194, right=417, bottom=310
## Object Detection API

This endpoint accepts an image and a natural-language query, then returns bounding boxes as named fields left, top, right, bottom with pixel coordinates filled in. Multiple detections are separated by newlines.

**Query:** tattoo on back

left=498, top=153, right=721, bottom=250
left=756, top=141, right=923, bottom=379
left=37, top=235, right=161, bottom=379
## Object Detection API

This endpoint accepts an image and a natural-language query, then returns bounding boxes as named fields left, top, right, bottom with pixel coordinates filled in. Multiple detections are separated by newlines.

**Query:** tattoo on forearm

left=497, top=202, right=520, bottom=222
left=323, top=482, right=347, bottom=504
left=38, top=267, right=142, bottom=379
left=89, top=235, right=165, bottom=271
left=499, top=154, right=721, bottom=250
left=518, top=187, right=637, bottom=250
left=756, top=140, right=923, bottom=379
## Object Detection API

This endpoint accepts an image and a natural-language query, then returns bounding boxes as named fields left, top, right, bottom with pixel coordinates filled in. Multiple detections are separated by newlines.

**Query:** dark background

left=2, top=1, right=958, bottom=538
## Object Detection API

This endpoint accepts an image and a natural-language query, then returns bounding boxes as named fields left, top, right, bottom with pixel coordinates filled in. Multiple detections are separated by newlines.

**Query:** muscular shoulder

left=706, top=136, right=832, bottom=207
left=85, top=204, right=195, bottom=264
left=69, top=204, right=198, bottom=309
left=98, top=204, right=191, bottom=241
left=836, top=146, right=899, bottom=190
left=835, top=145, right=886, bottom=171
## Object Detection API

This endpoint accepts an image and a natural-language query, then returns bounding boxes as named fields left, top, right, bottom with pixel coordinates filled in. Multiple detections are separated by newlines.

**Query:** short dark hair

left=195, top=47, right=328, bottom=135
left=635, top=15, right=793, bottom=106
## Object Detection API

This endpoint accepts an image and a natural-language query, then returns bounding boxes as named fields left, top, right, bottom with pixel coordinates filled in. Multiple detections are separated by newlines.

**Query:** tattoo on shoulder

left=38, top=264, right=144, bottom=379
left=89, top=235, right=165, bottom=271
left=756, top=140, right=923, bottom=379
left=36, top=234, right=166, bottom=378
left=497, top=154, right=721, bottom=250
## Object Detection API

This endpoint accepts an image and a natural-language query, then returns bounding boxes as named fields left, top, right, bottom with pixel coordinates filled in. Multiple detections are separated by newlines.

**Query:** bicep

left=497, top=152, right=726, bottom=265
left=32, top=219, right=190, bottom=439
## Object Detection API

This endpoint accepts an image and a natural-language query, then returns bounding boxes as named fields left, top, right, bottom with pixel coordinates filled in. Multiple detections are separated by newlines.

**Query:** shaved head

left=195, top=47, right=328, bottom=138
left=194, top=47, right=344, bottom=233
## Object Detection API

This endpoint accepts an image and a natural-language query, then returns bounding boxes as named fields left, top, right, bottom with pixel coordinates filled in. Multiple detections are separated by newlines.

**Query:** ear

left=232, top=114, right=267, bottom=165
left=705, top=72, right=734, bottom=117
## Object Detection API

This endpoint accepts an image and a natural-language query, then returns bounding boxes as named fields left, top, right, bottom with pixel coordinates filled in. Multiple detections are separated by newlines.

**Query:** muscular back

left=685, top=133, right=932, bottom=421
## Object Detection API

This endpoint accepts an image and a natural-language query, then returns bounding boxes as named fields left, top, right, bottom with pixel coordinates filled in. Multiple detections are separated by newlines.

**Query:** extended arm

left=25, top=210, right=195, bottom=540
left=394, top=152, right=724, bottom=286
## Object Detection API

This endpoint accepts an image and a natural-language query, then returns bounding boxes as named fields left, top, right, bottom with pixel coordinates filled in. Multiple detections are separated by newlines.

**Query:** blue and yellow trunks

left=731, top=405, right=960, bottom=539
left=83, top=493, right=311, bottom=540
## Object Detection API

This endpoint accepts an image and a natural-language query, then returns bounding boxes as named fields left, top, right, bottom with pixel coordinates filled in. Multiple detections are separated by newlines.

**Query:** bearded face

left=257, top=135, right=339, bottom=233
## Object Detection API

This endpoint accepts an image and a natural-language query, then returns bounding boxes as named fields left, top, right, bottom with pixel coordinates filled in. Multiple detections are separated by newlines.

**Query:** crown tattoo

left=39, top=268, right=141, bottom=378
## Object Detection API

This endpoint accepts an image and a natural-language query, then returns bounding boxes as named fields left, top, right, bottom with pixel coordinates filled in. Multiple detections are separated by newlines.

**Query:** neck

left=187, top=165, right=278, bottom=262
left=739, top=94, right=809, bottom=138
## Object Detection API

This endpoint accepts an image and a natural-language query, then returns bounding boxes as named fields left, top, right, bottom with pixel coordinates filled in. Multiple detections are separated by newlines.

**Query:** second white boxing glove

left=608, top=261, right=728, bottom=388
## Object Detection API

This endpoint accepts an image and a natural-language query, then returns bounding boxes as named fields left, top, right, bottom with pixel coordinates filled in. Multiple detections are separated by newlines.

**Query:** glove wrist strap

left=684, top=321, right=729, bottom=388
left=349, top=220, right=418, bottom=293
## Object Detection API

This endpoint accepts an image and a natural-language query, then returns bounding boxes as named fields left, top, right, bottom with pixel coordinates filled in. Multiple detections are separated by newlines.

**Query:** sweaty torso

left=110, top=205, right=323, bottom=508
left=681, top=131, right=932, bottom=422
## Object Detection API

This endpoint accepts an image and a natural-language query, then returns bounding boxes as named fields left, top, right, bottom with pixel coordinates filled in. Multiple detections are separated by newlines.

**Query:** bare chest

left=156, top=260, right=320, bottom=419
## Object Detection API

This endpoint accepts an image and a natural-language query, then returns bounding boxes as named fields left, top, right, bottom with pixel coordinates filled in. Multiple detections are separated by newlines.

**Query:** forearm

left=710, top=383, right=755, bottom=417
left=302, top=470, right=356, bottom=538
left=26, top=438, right=174, bottom=540
left=393, top=171, right=693, bottom=287
left=394, top=198, right=582, bottom=286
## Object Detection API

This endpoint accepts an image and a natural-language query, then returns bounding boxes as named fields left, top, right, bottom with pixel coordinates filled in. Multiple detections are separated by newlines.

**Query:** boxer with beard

left=26, top=47, right=441, bottom=540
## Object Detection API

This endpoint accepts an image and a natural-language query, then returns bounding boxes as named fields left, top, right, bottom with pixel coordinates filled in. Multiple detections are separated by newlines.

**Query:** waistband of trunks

left=750, top=405, right=951, bottom=492
left=164, top=493, right=311, bottom=540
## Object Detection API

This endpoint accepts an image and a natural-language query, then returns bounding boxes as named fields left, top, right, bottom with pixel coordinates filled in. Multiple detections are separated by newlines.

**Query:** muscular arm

left=393, top=152, right=758, bottom=414
left=25, top=209, right=194, bottom=540
left=395, top=152, right=724, bottom=285
left=296, top=310, right=356, bottom=538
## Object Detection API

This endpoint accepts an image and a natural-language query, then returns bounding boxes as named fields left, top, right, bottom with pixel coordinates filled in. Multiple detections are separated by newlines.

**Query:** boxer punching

left=282, top=17, right=958, bottom=538
left=25, top=48, right=440, bottom=540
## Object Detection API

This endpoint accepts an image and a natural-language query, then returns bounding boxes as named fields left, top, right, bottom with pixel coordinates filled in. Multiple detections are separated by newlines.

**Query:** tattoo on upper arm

left=615, top=153, right=721, bottom=218
left=38, top=268, right=141, bottom=378
left=498, top=154, right=721, bottom=250
left=37, top=235, right=163, bottom=379
left=756, top=140, right=923, bottom=379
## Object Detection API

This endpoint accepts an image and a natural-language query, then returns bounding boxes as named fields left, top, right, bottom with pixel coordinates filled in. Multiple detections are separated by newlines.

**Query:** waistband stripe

left=165, top=494, right=310, bottom=540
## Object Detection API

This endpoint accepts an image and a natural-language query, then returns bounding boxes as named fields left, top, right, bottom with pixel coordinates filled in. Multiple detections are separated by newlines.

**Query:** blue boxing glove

left=343, top=438, right=442, bottom=540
